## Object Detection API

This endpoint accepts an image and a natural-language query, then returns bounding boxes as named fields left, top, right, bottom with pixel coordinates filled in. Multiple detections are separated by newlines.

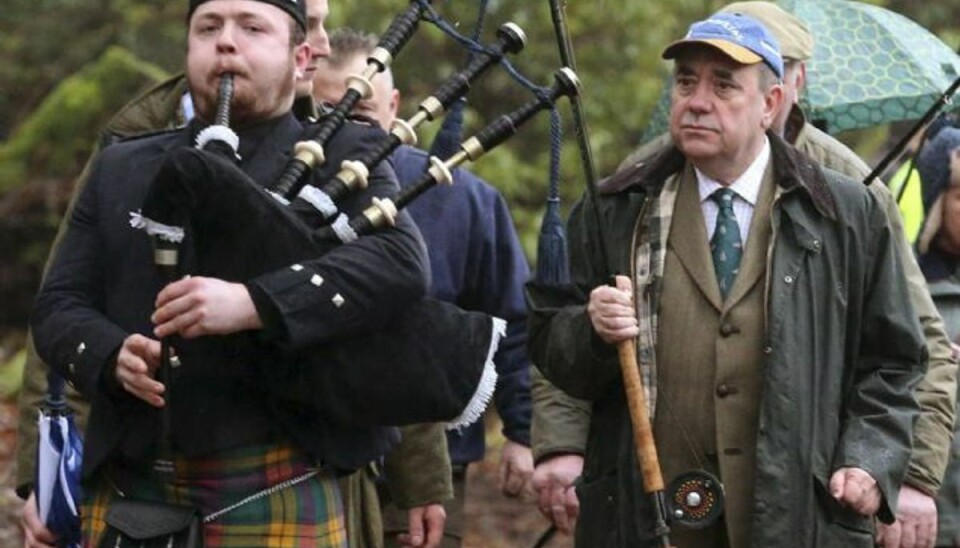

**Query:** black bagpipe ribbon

left=535, top=107, right=570, bottom=286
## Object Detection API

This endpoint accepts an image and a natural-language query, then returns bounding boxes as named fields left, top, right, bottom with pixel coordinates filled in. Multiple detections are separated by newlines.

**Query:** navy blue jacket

left=390, top=145, right=532, bottom=464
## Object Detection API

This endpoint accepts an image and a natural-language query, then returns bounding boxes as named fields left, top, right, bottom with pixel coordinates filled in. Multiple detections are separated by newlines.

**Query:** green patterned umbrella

left=641, top=0, right=960, bottom=139
left=780, top=0, right=960, bottom=133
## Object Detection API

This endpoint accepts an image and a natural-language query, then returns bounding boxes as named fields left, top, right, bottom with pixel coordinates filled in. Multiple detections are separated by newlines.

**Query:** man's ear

left=294, top=42, right=311, bottom=73
left=794, top=62, right=807, bottom=100
left=388, top=89, right=400, bottom=120
left=763, top=84, right=785, bottom=129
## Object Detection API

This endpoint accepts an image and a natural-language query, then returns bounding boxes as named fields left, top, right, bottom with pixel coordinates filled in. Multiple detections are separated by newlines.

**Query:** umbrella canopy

left=779, top=0, right=960, bottom=133
left=35, top=373, right=82, bottom=548
left=640, top=0, right=960, bottom=139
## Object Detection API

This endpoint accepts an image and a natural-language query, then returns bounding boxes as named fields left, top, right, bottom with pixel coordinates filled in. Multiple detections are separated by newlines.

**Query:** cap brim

left=662, top=38, right=763, bottom=66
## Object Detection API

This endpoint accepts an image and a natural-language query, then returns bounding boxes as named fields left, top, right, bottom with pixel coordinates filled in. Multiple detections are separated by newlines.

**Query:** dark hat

left=916, top=126, right=960, bottom=254
left=662, top=12, right=784, bottom=79
left=919, top=127, right=960, bottom=214
left=188, top=0, right=306, bottom=32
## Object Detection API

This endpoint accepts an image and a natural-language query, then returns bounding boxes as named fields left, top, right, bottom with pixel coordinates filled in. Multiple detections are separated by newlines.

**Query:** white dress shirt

left=696, top=137, right=771, bottom=246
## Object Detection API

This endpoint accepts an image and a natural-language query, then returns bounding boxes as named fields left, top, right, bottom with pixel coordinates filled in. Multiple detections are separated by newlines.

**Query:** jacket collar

left=783, top=104, right=807, bottom=145
left=187, top=112, right=301, bottom=155
left=600, top=130, right=838, bottom=220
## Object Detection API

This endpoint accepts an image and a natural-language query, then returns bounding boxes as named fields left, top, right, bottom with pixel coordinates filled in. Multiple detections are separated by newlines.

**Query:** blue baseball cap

left=662, top=12, right=784, bottom=79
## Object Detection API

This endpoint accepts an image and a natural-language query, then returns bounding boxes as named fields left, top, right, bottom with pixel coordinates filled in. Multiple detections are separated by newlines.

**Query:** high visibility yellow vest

left=889, top=161, right=924, bottom=244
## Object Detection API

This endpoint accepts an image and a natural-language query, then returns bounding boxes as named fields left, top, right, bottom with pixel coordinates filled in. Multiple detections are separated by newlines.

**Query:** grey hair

left=757, top=63, right=781, bottom=91
left=325, top=27, right=394, bottom=88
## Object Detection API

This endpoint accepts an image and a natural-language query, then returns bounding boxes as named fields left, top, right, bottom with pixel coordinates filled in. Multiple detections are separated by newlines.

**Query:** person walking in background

left=527, top=12, right=926, bottom=546
left=916, top=125, right=960, bottom=548
left=313, top=28, right=534, bottom=548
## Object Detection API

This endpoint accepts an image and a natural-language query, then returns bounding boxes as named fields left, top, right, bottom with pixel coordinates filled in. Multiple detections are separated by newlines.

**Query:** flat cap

left=720, top=1, right=813, bottom=61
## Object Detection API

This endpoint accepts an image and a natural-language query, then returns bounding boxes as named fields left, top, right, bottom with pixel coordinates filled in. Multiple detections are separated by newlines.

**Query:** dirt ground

left=0, top=399, right=24, bottom=546
left=0, top=401, right=573, bottom=547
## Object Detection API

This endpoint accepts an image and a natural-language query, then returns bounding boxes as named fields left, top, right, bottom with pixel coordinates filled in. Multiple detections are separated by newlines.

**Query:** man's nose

left=686, top=83, right=714, bottom=113
left=216, top=24, right=238, bottom=53
left=311, top=28, right=331, bottom=58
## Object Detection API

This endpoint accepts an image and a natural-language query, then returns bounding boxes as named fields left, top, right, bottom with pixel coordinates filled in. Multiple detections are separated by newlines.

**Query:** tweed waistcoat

left=653, top=163, right=775, bottom=547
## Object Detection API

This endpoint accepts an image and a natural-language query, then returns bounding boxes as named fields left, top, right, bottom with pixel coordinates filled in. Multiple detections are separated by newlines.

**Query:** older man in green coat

left=528, top=12, right=926, bottom=547
left=531, top=5, right=957, bottom=546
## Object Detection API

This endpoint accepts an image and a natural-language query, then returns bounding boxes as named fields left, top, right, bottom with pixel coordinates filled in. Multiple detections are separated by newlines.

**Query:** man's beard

left=191, top=65, right=297, bottom=127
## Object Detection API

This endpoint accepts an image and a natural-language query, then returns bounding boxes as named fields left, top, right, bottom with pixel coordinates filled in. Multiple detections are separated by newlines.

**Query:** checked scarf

left=632, top=172, right=680, bottom=417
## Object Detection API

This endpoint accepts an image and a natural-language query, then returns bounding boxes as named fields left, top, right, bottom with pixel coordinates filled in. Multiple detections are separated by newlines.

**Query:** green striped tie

left=709, top=188, right=743, bottom=298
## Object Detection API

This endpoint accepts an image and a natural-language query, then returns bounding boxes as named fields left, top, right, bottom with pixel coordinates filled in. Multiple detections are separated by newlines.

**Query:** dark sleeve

left=383, top=423, right=454, bottom=508
left=18, top=91, right=184, bottom=497
left=834, top=191, right=927, bottom=524
left=870, top=185, right=958, bottom=495
left=247, top=127, right=429, bottom=350
left=530, top=367, right=591, bottom=462
left=30, top=153, right=129, bottom=400
left=464, top=183, right=533, bottom=446
left=525, top=192, right=622, bottom=401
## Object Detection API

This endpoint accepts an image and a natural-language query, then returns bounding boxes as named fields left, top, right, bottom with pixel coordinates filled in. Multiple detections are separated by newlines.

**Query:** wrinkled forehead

left=313, top=58, right=355, bottom=99
left=673, top=44, right=762, bottom=86
left=671, top=43, right=755, bottom=75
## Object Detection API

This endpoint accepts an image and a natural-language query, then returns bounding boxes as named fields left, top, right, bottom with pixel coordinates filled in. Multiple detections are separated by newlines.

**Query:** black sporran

left=98, top=498, right=204, bottom=548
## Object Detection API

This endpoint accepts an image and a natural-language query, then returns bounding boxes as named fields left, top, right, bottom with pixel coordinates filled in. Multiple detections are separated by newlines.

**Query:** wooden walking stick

left=617, top=336, right=673, bottom=545
left=546, top=1, right=674, bottom=545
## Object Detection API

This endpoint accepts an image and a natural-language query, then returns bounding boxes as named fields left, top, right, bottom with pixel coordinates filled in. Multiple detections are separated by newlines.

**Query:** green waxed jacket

left=925, top=278, right=960, bottom=547
left=528, top=133, right=926, bottom=547
left=790, top=112, right=958, bottom=496
left=531, top=114, right=958, bottom=499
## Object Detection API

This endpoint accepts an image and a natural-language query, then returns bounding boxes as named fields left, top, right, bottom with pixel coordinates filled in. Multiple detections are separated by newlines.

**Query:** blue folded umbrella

left=35, top=372, right=83, bottom=548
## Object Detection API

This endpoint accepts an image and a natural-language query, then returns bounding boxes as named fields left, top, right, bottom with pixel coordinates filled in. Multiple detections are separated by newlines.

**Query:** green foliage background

left=0, top=0, right=957, bottom=304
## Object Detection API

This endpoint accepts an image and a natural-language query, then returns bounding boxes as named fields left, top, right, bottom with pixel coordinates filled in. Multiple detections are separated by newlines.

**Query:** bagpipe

left=278, top=20, right=526, bottom=228
left=132, top=0, right=580, bottom=432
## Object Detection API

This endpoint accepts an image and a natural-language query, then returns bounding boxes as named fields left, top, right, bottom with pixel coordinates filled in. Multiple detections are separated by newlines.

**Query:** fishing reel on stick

left=664, top=470, right=725, bottom=529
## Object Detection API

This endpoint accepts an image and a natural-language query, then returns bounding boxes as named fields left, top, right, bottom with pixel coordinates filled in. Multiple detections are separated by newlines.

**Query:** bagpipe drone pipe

left=274, top=21, right=526, bottom=211
left=132, top=1, right=579, bottom=432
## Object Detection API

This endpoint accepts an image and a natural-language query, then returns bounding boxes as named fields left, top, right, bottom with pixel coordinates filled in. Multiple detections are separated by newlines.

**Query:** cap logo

left=697, top=17, right=744, bottom=41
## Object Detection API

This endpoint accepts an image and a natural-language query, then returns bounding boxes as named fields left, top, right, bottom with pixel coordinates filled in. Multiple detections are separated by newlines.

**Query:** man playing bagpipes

left=29, top=0, right=438, bottom=545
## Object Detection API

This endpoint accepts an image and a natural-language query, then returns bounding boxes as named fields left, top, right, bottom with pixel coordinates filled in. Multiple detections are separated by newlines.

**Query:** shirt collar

left=696, top=137, right=771, bottom=206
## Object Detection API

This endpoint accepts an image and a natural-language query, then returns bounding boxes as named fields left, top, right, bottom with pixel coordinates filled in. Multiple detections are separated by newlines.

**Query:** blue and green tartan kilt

left=82, top=443, right=347, bottom=548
